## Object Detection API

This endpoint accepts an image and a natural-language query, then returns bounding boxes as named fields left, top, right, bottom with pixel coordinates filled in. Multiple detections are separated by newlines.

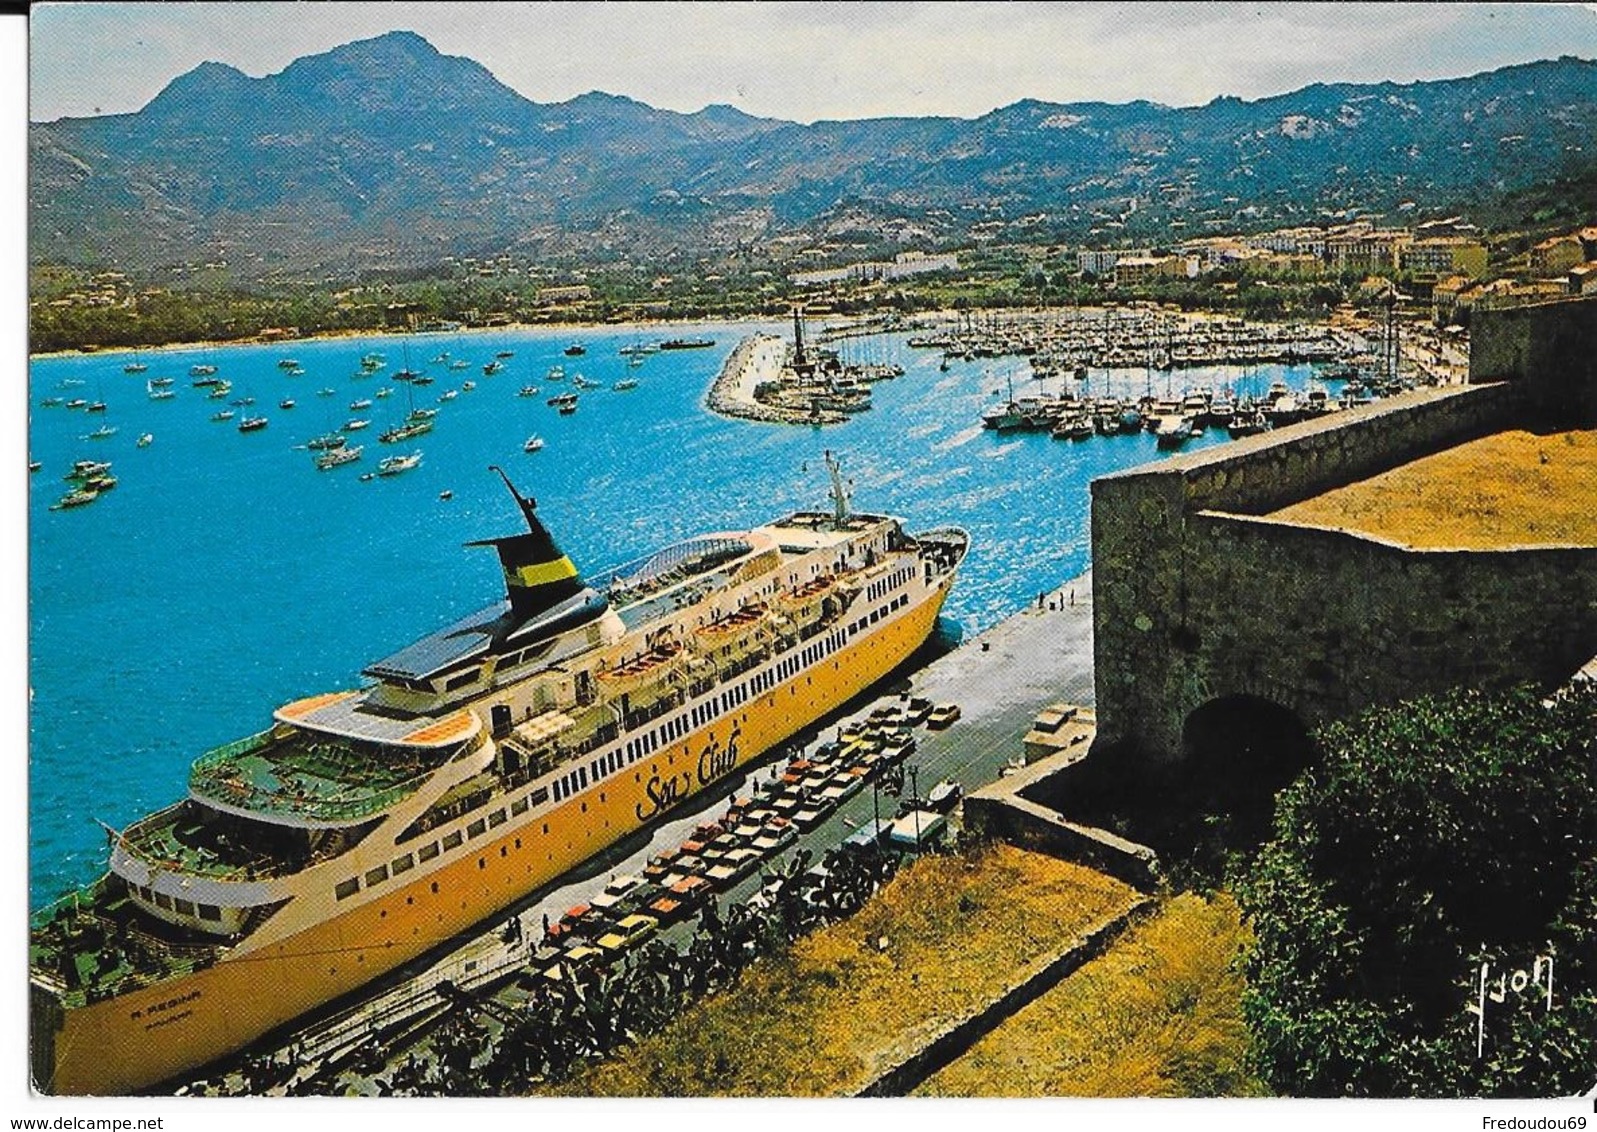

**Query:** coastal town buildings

left=1530, top=234, right=1586, bottom=278
left=790, top=250, right=959, bottom=288
left=1400, top=236, right=1488, bottom=280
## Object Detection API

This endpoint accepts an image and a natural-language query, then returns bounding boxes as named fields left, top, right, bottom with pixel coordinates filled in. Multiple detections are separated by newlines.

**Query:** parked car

left=646, top=894, right=689, bottom=925
left=926, top=703, right=962, bottom=729
left=667, top=874, right=712, bottom=907
left=642, top=850, right=680, bottom=883
left=927, top=780, right=963, bottom=813
left=904, top=697, right=934, bottom=727
left=540, top=943, right=603, bottom=984
left=829, top=770, right=865, bottom=799
left=751, top=823, right=798, bottom=854
left=596, top=913, right=659, bottom=955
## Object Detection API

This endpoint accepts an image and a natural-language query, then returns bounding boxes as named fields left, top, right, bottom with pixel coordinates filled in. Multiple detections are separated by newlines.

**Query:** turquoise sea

left=27, top=321, right=1332, bottom=904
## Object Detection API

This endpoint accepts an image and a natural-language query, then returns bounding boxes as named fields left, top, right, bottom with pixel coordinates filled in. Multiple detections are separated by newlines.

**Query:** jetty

left=707, top=308, right=903, bottom=426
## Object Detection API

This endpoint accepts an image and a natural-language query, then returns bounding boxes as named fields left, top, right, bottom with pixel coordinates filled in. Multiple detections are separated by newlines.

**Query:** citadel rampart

left=1090, top=295, right=1597, bottom=765
left=1470, top=295, right=1597, bottom=423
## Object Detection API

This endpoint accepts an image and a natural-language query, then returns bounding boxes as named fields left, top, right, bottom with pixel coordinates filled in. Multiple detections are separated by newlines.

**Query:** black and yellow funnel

left=470, top=467, right=587, bottom=622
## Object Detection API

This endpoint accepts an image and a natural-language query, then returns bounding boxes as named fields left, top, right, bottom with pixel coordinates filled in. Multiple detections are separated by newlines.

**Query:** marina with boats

left=29, top=311, right=1447, bottom=1094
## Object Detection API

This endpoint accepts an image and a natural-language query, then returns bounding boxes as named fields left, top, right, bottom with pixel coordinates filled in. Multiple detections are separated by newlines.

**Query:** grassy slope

left=540, top=843, right=1141, bottom=1097
left=1270, top=429, right=1597, bottom=549
left=915, top=891, right=1266, bottom=1097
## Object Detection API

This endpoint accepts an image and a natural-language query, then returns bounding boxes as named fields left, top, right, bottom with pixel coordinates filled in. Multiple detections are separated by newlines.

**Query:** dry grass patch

left=915, top=891, right=1265, bottom=1097
left=540, top=843, right=1139, bottom=1097
left=1268, top=428, right=1597, bottom=549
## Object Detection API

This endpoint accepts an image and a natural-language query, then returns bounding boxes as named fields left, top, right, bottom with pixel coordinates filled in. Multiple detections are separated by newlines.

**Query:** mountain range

left=29, top=30, right=1597, bottom=278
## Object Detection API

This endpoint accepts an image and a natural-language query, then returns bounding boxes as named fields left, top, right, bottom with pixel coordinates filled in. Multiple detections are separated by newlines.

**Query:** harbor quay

left=199, top=571, right=1099, bottom=1095
left=704, top=332, right=803, bottom=424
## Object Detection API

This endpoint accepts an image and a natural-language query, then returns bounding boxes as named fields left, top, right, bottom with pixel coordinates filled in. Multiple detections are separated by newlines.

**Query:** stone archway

left=1177, top=694, right=1315, bottom=849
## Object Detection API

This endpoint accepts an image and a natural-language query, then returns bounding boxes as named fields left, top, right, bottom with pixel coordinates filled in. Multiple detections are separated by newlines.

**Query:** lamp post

left=907, top=765, right=921, bottom=851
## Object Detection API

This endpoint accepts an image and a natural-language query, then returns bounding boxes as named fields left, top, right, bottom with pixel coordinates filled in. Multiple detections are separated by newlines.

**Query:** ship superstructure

left=30, top=460, right=967, bottom=1094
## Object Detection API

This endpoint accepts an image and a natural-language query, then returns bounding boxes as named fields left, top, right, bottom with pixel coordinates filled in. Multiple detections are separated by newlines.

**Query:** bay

left=27, top=319, right=1329, bottom=904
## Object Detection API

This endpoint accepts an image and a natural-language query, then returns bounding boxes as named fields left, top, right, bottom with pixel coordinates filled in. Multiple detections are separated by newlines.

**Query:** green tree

left=1237, top=683, right=1596, bottom=1097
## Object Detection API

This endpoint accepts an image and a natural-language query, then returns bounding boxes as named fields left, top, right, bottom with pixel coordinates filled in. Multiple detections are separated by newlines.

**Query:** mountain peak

left=325, top=28, right=440, bottom=64
left=140, top=59, right=252, bottom=116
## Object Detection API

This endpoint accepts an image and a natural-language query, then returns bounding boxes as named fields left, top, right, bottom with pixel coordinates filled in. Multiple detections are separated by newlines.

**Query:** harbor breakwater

left=704, top=332, right=847, bottom=425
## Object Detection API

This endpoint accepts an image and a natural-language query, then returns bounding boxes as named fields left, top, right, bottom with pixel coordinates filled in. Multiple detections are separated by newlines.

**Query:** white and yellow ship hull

left=33, top=575, right=951, bottom=1095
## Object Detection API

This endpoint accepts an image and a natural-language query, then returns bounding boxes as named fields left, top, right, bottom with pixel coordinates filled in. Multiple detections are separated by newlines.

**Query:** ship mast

left=824, top=450, right=852, bottom=526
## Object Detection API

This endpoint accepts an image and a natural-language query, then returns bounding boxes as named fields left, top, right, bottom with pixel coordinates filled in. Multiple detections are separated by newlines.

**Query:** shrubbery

left=1237, top=683, right=1596, bottom=1097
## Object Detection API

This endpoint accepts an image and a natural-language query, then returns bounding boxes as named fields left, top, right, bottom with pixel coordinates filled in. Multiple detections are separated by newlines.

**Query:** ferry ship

left=29, top=457, right=967, bottom=1094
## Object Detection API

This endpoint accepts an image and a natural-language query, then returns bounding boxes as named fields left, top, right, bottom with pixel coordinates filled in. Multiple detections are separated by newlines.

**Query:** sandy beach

left=26, top=313, right=773, bottom=363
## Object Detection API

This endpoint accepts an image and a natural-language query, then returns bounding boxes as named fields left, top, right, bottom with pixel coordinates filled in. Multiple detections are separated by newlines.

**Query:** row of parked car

left=528, top=696, right=962, bottom=984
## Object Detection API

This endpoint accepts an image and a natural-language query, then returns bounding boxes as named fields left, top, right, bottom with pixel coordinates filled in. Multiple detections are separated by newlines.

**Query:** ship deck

left=187, top=727, right=455, bottom=824
left=123, top=805, right=274, bottom=880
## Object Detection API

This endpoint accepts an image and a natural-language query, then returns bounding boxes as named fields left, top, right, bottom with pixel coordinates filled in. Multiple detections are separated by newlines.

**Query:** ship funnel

left=469, top=467, right=588, bottom=621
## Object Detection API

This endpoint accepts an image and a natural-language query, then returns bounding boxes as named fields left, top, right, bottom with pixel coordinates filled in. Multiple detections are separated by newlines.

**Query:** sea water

left=27, top=321, right=1335, bottom=903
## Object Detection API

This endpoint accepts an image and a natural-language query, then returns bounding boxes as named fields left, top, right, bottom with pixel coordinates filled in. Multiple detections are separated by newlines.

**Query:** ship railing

left=796, top=617, right=829, bottom=642
left=34, top=912, right=220, bottom=1007
left=620, top=692, right=683, bottom=733
left=28, top=884, right=103, bottom=933
left=188, top=765, right=436, bottom=825
left=189, top=729, right=275, bottom=774
left=116, top=812, right=279, bottom=882
left=717, top=652, right=765, bottom=683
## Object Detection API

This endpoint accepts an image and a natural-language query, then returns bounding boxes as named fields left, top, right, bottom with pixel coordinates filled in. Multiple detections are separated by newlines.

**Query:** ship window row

left=551, top=764, right=589, bottom=803
left=134, top=882, right=224, bottom=922
left=335, top=801, right=522, bottom=901
left=864, top=565, right=915, bottom=605
left=557, top=613, right=855, bottom=809
left=590, top=746, right=625, bottom=784
left=849, top=594, right=909, bottom=637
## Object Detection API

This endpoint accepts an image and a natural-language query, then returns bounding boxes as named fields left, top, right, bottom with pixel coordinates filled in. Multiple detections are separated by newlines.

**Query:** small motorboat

left=524, top=435, right=545, bottom=453
left=377, top=451, right=422, bottom=477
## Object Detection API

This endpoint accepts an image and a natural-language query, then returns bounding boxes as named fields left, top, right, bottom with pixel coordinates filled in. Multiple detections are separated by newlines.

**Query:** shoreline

left=25, top=312, right=777, bottom=364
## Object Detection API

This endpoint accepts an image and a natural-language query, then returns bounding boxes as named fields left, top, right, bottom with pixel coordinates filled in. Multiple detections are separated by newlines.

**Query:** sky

left=26, top=1, right=1597, bottom=124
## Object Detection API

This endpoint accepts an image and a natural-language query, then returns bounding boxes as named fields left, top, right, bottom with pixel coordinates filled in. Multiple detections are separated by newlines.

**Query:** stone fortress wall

left=1090, top=295, right=1597, bottom=765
